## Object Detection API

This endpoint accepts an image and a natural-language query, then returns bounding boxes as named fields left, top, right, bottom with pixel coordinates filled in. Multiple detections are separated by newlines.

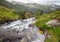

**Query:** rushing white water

left=0, top=17, right=45, bottom=42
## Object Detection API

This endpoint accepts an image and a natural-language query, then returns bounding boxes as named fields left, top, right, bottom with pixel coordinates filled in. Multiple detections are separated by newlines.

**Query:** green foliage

left=34, top=9, right=43, bottom=19
left=16, top=10, right=27, bottom=19
left=35, top=10, right=60, bottom=42
left=0, top=6, right=29, bottom=24
left=35, top=10, right=60, bottom=28
left=0, top=6, right=21, bottom=24
left=45, top=29, right=59, bottom=42
left=0, top=0, right=15, bottom=9
left=0, top=18, right=4, bottom=24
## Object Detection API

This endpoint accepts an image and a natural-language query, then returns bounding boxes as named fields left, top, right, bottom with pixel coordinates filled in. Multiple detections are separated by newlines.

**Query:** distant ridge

left=0, top=0, right=60, bottom=13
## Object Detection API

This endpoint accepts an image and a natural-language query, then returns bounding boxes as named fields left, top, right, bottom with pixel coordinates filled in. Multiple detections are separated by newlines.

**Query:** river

left=0, top=17, right=45, bottom=42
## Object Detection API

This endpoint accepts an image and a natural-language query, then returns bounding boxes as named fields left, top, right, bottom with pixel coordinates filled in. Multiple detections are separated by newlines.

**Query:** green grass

left=35, top=10, right=60, bottom=42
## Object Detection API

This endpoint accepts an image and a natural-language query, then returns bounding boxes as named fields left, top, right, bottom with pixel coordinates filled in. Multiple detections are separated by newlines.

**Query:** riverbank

left=35, top=10, right=60, bottom=42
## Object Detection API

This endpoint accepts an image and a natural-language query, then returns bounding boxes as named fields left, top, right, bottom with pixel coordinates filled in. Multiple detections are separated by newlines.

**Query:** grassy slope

left=0, top=6, right=21, bottom=24
left=35, top=10, right=60, bottom=42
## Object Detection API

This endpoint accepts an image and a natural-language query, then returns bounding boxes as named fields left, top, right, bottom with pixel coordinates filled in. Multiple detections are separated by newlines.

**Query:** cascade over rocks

left=0, top=17, right=45, bottom=42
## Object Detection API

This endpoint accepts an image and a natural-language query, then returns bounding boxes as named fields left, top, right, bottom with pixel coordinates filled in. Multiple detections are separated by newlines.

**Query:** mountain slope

left=11, top=1, right=60, bottom=13
left=0, top=0, right=60, bottom=13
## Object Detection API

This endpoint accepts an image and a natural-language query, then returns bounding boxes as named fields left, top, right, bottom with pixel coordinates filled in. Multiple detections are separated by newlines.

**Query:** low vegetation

left=0, top=6, right=33, bottom=24
left=0, top=6, right=21, bottom=24
left=35, top=10, right=60, bottom=42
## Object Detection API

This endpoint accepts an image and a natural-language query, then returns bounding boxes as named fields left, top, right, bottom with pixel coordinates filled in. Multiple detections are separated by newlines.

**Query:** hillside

left=11, top=1, right=60, bottom=13
left=0, top=6, right=21, bottom=24
left=0, top=0, right=60, bottom=13
left=35, top=10, right=60, bottom=42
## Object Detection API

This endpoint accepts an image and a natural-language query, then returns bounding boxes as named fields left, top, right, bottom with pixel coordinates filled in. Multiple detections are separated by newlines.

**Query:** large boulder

left=46, top=18, right=60, bottom=27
